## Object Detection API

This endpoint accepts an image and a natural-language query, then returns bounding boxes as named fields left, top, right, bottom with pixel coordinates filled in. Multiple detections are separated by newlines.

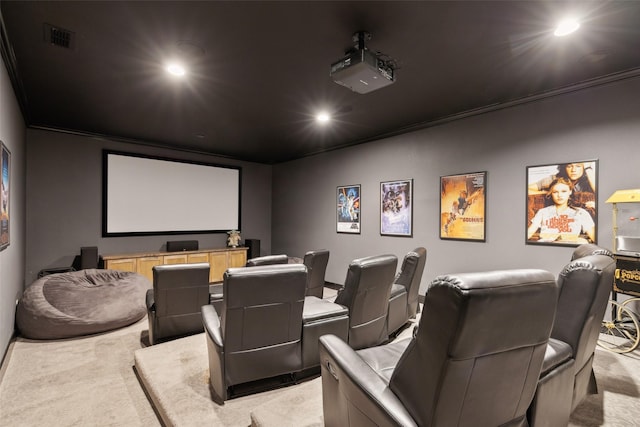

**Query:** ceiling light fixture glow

left=554, top=18, right=580, bottom=36
left=166, top=62, right=186, bottom=76
left=316, top=112, right=330, bottom=123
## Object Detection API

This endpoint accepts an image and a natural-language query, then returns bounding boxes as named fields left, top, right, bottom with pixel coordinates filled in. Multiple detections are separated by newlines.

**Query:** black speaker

left=245, top=239, right=260, bottom=259
left=80, top=246, right=99, bottom=269
left=166, top=240, right=199, bottom=252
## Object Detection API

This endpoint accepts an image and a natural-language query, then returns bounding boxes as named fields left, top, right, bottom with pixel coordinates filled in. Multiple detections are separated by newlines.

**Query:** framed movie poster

left=0, top=142, right=10, bottom=251
left=381, top=179, right=413, bottom=237
left=337, top=185, right=361, bottom=234
left=526, top=160, right=598, bottom=246
left=440, top=171, right=486, bottom=241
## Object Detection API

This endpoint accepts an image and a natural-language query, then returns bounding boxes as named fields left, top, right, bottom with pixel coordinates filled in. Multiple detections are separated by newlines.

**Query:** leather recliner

left=209, top=253, right=291, bottom=310
left=202, top=264, right=306, bottom=402
left=528, top=244, right=616, bottom=427
left=202, top=263, right=348, bottom=402
left=146, top=263, right=211, bottom=345
left=303, top=249, right=330, bottom=298
left=319, top=269, right=559, bottom=427
left=386, top=247, right=427, bottom=337
left=333, top=254, right=398, bottom=350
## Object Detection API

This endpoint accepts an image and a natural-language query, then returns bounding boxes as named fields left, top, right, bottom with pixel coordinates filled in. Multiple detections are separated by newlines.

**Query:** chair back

left=151, top=263, right=210, bottom=339
left=390, top=269, right=558, bottom=426
left=554, top=251, right=615, bottom=368
left=303, top=249, right=330, bottom=298
left=246, top=254, right=289, bottom=266
left=394, top=247, right=427, bottom=318
left=334, top=254, right=397, bottom=349
left=553, top=245, right=615, bottom=408
left=221, top=263, right=307, bottom=385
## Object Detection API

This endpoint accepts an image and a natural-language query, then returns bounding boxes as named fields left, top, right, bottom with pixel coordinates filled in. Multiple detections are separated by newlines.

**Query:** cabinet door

left=209, top=252, right=229, bottom=283
left=164, top=254, right=189, bottom=265
left=187, top=252, right=210, bottom=264
left=105, top=258, right=136, bottom=273
left=229, top=250, right=247, bottom=268
left=137, top=256, right=163, bottom=283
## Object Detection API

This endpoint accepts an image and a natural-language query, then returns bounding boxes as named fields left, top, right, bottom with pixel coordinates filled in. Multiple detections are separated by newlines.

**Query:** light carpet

left=134, top=332, right=324, bottom=427
left=2, top=312, right=640, bottom=426
left=0, top=317, right=159, bottom=426
left=569, top=348, right=640, bottom=427
left=135, top=327, right=640, bottom=427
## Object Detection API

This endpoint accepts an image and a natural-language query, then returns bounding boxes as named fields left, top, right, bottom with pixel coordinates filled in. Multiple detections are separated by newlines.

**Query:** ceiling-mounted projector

left=330, top=31, right=396, bottom=94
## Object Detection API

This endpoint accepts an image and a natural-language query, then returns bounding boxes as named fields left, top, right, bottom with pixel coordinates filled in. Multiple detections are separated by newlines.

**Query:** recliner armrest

left=319, top=334, right=417, bottom=427
left=202, top=304, right=223, bottom=348
left=202, top=304, right=227, bottom=402
left=145, top=288, right=155, bottom=311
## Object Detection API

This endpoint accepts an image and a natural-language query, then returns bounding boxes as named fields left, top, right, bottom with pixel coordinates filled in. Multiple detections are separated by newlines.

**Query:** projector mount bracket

left=351, top=31, right=372, bottom=52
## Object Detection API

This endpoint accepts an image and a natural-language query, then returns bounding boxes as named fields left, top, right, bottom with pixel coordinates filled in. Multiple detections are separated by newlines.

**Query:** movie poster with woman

left=526, top=160, right=597, bottom=246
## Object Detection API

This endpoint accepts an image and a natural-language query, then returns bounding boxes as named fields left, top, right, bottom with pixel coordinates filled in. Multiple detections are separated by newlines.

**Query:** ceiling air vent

left=43, top=23, right=75, bottom=50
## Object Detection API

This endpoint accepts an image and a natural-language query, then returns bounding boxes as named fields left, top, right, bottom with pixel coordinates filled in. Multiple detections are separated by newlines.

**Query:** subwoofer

left=80, top=246, right=99, bottom=269
left=245, top=239, right=260, bottom=259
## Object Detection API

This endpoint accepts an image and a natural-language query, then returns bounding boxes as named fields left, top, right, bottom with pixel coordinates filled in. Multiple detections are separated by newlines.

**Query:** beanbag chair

left=16, top=269, right=151, bottom=339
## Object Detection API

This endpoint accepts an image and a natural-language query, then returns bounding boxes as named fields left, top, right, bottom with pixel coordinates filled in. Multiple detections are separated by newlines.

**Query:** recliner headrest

left=571, top=243, right=613, bottom=261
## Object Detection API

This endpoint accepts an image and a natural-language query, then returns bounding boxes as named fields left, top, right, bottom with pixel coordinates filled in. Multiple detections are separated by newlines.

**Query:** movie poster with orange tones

left=440, top=172, right=486, bottom=241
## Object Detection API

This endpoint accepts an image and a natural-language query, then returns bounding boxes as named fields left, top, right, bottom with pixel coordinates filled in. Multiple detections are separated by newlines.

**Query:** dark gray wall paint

left=25, top=129, right=273, bottom=283
left=0, top=54, right=26, bottom=359
left=272, top=76, right=640, bottom=292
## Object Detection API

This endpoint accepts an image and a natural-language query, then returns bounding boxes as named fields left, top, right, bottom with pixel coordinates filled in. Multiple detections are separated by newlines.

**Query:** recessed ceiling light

left=166, top=62, right=186, bottom=76
left=554, top=18, right=580, bottom=37
left=316, top=112, right=330, bottom=123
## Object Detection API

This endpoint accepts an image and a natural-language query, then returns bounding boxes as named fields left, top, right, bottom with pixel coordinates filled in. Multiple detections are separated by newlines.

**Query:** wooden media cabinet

left=102, top=247, right=248, bottom=283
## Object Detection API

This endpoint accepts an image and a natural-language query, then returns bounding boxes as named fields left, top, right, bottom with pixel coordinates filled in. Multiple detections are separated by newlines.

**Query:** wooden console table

left=102, top=247, right=248, bottom=283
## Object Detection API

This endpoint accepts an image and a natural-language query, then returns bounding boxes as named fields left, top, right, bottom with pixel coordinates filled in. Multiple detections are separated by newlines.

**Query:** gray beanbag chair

left=16, top=269, right=151, bottom=340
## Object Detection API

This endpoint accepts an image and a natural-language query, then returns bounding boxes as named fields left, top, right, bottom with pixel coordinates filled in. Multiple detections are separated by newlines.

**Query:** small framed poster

left=380, top=179, right=413, bottom=237
left=0, top=142, right=10, bottom=251
left=440, top=171, right=486, bottom=241
left=337, top=185, right=361, bottom=234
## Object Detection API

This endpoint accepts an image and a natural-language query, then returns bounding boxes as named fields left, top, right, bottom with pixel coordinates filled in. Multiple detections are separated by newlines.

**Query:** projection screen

left=103, top=151, right=241, bottom=236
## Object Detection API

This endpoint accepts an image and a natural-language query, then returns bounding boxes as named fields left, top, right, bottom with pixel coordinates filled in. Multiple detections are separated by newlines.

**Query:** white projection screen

left=103, top=151, right=241, bottom=236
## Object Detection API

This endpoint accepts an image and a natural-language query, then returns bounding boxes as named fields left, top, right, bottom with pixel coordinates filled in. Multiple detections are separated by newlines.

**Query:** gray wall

left=25, top=129, right=273, bottom=284
left=0, top=53, right=26, bottom=359
left=272, top=76, right=640, bottom=293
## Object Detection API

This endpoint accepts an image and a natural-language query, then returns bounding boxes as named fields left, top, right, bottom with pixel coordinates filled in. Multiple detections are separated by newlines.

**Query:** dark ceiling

left=2, top=1, right=640, bottom=164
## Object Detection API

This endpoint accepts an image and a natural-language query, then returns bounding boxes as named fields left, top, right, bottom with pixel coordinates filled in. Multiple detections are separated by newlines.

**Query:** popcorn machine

left=598, top=189, right=640, bottom=353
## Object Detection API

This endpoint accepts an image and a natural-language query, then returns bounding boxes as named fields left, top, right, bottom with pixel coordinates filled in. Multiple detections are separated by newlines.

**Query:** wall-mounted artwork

left=0, top=142, right=10, bottom=251
left=380, top=179, right=413, bottom=237
left=440, top=171, right=486, bottom=241
left=526, top=160, right=598, bottom=246
left=337, top=185, right=361, bottom=234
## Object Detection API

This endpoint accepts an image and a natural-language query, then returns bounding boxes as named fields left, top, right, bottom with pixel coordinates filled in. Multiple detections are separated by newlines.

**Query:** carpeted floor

left=134, top=331, right=325, bottom=427
left=0, top=316, right=159, bottom=426
left=569, top=349, right=640, bottom=427
left=2, top=310, right=639, bottom=426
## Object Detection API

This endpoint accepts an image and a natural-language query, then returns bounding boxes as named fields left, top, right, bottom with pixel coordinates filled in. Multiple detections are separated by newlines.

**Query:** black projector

left=330, top=49, right=395, bottom=94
